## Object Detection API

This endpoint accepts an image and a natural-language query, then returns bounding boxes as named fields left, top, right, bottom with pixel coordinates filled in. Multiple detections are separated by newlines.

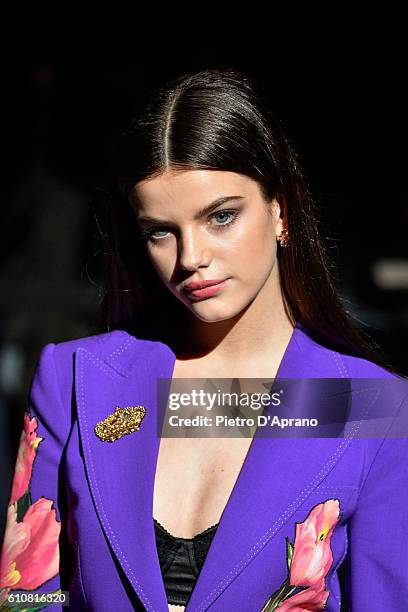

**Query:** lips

left=183, top=279, right=227, bottom=291
left=183, top=279, right=230, bottom=300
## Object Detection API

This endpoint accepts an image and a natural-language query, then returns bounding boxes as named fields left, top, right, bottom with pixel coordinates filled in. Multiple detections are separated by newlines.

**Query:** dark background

left=1, top=25, right=407, bottom=608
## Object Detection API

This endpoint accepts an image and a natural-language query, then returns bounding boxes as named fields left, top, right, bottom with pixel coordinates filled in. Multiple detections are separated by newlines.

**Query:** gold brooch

left=94, top=405, right=146, bottom=443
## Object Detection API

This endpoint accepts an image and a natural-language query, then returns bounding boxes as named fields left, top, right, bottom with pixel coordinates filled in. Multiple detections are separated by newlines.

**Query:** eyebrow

left=136, top=195, right=245, bottom=224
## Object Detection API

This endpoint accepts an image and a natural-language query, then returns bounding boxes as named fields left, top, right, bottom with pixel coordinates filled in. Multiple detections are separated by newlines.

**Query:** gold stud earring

left=277, top=228, right=289, bottom=248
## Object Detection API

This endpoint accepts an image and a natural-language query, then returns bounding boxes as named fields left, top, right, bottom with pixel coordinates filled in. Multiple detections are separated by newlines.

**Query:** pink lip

left=184, top=278, right=227, bottom=291
left=184, top=279, right=229, bottom=299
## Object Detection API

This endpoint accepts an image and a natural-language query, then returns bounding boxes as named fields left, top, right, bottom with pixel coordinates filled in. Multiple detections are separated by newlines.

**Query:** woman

left=1, top=68, right=407, bottom=611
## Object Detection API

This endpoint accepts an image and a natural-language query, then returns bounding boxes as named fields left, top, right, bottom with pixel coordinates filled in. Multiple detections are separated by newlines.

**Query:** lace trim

left=153, top=517, right=219, bottom=540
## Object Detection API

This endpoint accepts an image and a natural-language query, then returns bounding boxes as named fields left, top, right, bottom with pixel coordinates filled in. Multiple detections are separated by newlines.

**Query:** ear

left=271, top=197, right=284, bottom=235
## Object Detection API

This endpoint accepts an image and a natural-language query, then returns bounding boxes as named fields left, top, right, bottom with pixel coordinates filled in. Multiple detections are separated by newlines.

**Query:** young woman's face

left=130, top=169, right=283, bottom=322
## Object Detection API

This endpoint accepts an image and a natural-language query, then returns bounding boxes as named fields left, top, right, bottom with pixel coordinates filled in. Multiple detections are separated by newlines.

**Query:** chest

left=152, top=435, right=253, bottom=538
left=152, top=358, right=258, bottom=539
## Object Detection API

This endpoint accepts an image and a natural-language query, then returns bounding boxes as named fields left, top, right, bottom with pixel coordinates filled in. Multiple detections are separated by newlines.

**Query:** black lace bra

left=153, top=517, right=219, bottom=606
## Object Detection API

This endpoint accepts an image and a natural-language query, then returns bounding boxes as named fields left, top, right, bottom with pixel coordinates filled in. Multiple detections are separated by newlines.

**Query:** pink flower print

left=0, top=504, right=30, bottom=590
left=10, top=412, right=43, bottom=505
left=261, top=499, right=341, bottom=611
left=275, top=577, right=329, bottom=611
left=289, top=499, right=340, bottom=588
left=0, top=497, right=60, bottom=592
left=0, top=412, right=61, bottom=600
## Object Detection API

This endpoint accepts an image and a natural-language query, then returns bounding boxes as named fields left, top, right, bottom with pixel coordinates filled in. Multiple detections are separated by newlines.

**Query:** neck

left=170, top=266, right=295, bottom=367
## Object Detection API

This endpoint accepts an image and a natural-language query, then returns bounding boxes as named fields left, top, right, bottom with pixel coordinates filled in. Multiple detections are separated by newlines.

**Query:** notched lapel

left=183, top=378, right=386, bottom=610
left=74, top=341, right=173, bottom=611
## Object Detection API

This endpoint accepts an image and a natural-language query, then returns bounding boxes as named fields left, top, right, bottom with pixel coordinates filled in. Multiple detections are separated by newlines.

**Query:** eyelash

left=139, top=209, right=240, bottom=243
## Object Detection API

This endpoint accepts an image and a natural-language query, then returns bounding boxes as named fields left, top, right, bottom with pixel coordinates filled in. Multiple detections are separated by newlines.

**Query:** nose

left=178, top=226, right=211, bottom=271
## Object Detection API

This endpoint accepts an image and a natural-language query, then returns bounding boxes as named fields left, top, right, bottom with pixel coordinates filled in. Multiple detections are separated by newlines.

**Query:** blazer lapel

left=75, top=337, right=175, bottom=611
left=74, top=323, right=391, bottom=611
left=183, top=327, right=368, bottom=610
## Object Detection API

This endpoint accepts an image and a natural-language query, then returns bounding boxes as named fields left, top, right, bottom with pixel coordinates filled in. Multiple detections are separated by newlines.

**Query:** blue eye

left=140, top=227, right=170, bottom=241
left=211, top=210, right=237, bottom=226
left=146, top=229, right=169, bottom=240
left=140, top=209, right=239, bottom=243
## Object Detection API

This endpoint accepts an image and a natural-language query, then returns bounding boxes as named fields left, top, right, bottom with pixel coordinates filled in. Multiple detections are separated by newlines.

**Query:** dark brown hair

left=96, top=67, right=398, bottom=374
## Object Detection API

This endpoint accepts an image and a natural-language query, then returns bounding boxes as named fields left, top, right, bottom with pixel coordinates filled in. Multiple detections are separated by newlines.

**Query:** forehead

left=129, top=169, right=260, bottom=213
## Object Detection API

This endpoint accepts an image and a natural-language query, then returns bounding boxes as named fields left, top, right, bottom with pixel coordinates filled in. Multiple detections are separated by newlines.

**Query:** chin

left=188, top=304, right=240, bottom=323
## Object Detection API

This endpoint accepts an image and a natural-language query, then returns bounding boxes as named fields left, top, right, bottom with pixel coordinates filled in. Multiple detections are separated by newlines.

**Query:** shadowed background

left=1, top=27, right=407, bottom=608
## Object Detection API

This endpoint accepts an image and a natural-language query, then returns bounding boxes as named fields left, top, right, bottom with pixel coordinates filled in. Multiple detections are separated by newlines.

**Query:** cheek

left=228, top=215, right=276, bottom=268
left=146, top=248, right=174, bottom=282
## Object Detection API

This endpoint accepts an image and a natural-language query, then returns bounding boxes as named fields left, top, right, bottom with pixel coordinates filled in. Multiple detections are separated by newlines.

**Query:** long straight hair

left=96, top=68, right=398, bottom=374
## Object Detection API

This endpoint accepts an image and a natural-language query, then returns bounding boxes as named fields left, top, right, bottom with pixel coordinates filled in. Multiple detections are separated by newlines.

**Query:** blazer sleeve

left=345, top=429, right=408, bottom=608
left=0, top=342, right=72, bottom=611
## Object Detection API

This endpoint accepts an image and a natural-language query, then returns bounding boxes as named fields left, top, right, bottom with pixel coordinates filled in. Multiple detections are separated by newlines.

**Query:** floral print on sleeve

left=0, top=412, right=61, bottom=610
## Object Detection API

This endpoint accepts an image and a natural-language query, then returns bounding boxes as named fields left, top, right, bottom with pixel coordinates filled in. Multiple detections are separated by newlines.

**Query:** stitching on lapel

left=78, top=348, right=125, bottom=380
left=76, top=348, right=156, bottom=611
left=197, top=437, right=353, bottom=610
left=106, top=335, right=136, bottom=361
left=198, top=354, right=369, bottom=610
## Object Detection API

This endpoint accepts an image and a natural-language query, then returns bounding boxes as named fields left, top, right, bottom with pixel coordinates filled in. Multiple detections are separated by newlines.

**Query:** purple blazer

left=1, top=321, right=408, bottom=611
